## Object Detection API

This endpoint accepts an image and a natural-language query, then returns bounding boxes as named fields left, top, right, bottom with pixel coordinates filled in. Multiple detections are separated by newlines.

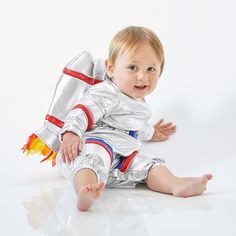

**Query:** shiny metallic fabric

left=35, top=51, right=105, bottom=152
left=57, top=141, right=112, bottom=183
left=60, top=78, right=155, bottom=156
left=57, top=144, right=165, bottom=188
left=106, top=152, right=166, bottom=188
left=58, top=78, right=165, bottom=187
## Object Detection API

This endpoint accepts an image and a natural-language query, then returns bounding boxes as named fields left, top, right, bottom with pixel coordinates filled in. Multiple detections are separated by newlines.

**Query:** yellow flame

left=22, top=134, right=57, bottom=166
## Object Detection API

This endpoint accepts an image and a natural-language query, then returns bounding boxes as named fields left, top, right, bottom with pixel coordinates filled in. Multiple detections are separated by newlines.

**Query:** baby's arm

left=151, top=118, right=176, bottom=142
left=61, top=131, right=81, bottom=163
left=59, top=83, right=118, bottom=163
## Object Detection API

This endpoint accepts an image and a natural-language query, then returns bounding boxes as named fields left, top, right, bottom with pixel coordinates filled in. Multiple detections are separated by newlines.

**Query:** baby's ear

left=105, top=59, right=114, bottom=78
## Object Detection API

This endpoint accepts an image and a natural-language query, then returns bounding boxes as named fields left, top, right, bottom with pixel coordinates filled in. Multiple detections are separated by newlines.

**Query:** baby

left=58, top=26, right=213, bottom=211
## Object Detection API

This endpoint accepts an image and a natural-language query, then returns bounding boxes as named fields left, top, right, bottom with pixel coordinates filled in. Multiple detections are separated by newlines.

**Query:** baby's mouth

left=134, top=85, right=148, bottom=91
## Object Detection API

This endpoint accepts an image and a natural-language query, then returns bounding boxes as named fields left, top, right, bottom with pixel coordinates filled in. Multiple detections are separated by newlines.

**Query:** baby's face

left=106, top=44, right=161, bottom=99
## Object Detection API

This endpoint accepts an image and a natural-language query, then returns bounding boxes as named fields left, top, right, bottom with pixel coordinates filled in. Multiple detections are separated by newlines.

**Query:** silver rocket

left=22, top=51, right=105, bottom=165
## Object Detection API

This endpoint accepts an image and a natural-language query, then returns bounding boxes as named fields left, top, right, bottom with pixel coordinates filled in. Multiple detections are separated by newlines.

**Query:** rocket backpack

left=22, top=51, right=105, bottom=166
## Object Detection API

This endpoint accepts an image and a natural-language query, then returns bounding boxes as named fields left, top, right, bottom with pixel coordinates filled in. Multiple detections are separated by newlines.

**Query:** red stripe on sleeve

left=73, top=104, right=94, bottom=130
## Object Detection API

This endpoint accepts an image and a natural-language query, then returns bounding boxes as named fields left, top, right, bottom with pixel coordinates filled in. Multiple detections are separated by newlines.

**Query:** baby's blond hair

left=109, top=26, right=165, bottom=75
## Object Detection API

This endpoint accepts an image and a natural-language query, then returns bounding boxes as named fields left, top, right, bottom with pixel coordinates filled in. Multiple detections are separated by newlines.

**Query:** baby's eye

left=147, top=67, right=156, bottom=72
left=128, top=65, right=138, bottom=71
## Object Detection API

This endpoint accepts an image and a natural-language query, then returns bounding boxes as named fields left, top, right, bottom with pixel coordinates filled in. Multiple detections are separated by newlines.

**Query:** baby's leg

left=146, top=166, right=213, bottom=197
left=73, top=169, right=105, bottom=211
left=71, top=139, right=112, bottom=211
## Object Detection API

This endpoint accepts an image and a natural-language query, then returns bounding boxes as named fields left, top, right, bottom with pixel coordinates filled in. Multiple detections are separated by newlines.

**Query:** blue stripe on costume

left=115, top=156, right=124, bottom=169
left=129, top=131, right=138, bottom=139
left=114, top=131, right=137, bottom=171
left=115, top=151, right=138, bottom=172
left=85, top=138, right=114, bottom=163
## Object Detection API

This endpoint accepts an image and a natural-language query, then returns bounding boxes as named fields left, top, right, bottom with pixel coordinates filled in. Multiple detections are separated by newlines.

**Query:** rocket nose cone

left=93, top=58, right=105, bottom=81
left=65, top=51, right=94, bottom=77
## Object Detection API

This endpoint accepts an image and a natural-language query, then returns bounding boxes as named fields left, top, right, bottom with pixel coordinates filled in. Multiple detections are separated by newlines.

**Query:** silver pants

left=57, top=140, right=165, bottom=188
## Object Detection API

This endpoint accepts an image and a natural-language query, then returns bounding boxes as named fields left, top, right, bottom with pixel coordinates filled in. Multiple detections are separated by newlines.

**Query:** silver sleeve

left=59, top=109, right=87, bottom=140
left=138, top=122, right=155, bottom=141
left=60, top=82, right=119, bottom=139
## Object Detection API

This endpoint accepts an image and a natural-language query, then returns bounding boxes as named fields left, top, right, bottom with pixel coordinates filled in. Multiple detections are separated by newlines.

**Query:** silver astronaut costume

left=23, top=50, right=165, bottom=187
left=57, top=77, right=165, bottom=188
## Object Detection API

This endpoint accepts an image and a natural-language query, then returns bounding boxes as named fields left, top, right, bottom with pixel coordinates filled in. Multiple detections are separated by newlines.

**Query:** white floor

left=1, top=0, right=235, bottom=235
left=1, top=121, right=236, bottom=236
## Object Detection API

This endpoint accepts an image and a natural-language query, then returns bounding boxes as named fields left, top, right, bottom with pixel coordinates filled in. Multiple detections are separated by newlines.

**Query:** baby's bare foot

left=77, top=182, right=105, bottom=211
left=173, top=174, right=213, bottom=197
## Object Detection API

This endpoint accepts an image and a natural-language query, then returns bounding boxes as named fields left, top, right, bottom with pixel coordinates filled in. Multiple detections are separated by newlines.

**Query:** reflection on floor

left=21, top=179, right=236, bottom=236
left=1, top=142, right=236, bottom=236
left=22, top=186, right=209, bottom=235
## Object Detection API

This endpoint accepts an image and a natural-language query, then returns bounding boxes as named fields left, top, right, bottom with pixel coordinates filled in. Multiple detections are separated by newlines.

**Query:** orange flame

left=22, top=134, right=57, bottom=166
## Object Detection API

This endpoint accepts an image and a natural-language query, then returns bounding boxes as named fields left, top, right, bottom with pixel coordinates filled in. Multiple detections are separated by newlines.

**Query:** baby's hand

left=151, top=119, right=176, bottom=142
left=60, top=131, right=81, bottom=163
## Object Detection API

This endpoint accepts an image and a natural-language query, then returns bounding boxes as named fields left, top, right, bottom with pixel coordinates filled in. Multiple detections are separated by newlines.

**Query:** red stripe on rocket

left=22, top=51, right=105, bottom=165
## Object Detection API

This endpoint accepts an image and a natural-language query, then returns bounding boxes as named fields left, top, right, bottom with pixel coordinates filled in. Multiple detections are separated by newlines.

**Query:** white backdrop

left=0, top=0, right=235, bottom=178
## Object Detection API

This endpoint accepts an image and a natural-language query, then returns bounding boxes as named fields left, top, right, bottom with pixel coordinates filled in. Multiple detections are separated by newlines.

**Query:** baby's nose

left=137, top=73, right=148, bottom=81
